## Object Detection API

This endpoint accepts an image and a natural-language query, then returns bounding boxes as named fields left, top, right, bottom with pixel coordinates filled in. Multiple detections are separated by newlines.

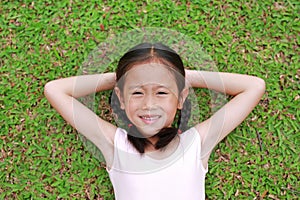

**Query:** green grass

left=1, top=0, right=299, bottom=199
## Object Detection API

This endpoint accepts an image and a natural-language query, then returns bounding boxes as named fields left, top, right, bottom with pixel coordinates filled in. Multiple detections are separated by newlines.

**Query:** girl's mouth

left=139, top=115, right=160, bottom=124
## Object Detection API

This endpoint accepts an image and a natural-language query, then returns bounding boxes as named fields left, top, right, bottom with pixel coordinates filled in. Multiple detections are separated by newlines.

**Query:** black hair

left=110, top=42, right=191, bottom=153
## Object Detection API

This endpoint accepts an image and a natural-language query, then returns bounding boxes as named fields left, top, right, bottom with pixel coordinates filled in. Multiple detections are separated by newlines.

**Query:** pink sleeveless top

left=107, top=127, right=208, bottom=200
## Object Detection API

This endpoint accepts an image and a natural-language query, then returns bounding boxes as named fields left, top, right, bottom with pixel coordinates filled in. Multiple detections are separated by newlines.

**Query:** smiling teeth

left=141, top=116, right=159, bottom=121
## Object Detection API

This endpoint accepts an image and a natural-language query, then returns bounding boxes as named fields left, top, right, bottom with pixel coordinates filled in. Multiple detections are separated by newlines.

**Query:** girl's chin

left=135, top=126, right=160, bottom=138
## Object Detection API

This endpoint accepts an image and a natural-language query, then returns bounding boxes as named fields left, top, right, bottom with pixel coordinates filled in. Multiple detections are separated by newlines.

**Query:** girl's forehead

left=122, top=63, right=179, bottom=88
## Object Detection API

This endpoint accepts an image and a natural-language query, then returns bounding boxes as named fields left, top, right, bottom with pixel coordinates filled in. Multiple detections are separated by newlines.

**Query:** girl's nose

left=142, top=94, right=155, bottom=110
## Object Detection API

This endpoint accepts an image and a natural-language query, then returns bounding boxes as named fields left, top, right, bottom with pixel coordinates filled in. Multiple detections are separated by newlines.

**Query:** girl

left=44, top=43, right=265, bottom=199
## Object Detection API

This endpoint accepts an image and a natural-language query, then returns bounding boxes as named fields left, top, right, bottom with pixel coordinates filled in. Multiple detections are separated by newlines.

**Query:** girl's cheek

left=128, top=99, right=142, bottom=109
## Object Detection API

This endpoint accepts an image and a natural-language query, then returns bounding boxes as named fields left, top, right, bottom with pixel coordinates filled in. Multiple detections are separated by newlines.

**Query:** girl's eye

left=132, top=91, right=143, bottom=95
left=157, top=91, right=168, bottom=95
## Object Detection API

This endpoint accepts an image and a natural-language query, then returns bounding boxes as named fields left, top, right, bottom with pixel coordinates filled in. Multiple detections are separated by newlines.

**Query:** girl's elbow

left=252, top=77, right=266, bottom=96
left=257, top=77, right=266, bottom=92
left=44, top=81, right=58, bottom=98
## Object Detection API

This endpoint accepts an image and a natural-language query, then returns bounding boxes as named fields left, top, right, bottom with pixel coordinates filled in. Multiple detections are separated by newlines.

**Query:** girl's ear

left=177, top=88, right=189, bottom=109
left=114, top=87, right=125, bottom=110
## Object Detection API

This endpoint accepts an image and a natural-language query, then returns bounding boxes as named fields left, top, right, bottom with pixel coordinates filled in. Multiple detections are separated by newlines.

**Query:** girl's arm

left=44, top=73, right=117, bottom=165
left=185, top=70, right=266, bottom=162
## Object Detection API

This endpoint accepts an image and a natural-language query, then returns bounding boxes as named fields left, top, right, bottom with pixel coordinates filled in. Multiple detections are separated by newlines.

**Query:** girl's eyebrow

left=128, top=84, right=170, bottom=90
left=128, top=85, right=142, bottom=90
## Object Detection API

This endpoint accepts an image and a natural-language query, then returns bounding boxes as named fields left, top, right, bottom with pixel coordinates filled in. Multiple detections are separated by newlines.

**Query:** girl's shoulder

left=113, top=128, right=138, bottom=153
left=180, top=127, right=200, bottom=142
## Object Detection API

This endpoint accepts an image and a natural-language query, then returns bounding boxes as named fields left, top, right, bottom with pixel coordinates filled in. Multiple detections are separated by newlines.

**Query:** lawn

left=1, top=0, right=299, bottom=199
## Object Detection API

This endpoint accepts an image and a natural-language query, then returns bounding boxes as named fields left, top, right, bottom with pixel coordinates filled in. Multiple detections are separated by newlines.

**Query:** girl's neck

left=146, top=136, right=159, bottom=148
left=144, top=136, right=180, bottom=159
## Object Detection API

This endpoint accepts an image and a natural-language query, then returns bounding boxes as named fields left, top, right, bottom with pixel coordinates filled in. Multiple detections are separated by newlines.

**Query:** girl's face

left=115, top=63, right=187, bottom=138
